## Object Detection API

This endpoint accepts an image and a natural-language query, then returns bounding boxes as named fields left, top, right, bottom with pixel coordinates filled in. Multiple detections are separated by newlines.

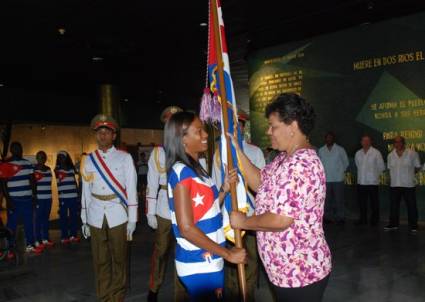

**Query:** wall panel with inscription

left=249, top=12, right=425, bottom=159
left=249, top=12, right=425, bottom=219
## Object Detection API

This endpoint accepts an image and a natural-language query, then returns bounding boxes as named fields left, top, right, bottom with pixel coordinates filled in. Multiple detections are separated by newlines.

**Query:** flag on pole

left=202, top=0, right=250, bottom=243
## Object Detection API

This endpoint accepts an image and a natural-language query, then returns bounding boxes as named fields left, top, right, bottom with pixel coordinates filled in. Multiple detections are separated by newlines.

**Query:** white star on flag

left=192, top=193, right=205, bottom=207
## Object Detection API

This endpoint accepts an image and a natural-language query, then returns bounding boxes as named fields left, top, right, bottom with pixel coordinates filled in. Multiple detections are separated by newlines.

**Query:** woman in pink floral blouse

left=230, top=93, right=331, bottom=302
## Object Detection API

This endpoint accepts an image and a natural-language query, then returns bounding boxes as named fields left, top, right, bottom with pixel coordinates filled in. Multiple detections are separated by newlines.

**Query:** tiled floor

left=0, top=219, right=424, bottom=301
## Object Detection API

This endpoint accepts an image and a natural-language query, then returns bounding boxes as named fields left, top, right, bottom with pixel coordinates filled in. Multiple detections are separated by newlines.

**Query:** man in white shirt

left=354, top=135, right=385, bottom=226
left=318, top=132, right=349, bottom=224
left=385, top=136, right=421, bottom=232
left=212, top=109, right=266, bottom=301
left=80, top=114, right=138, bottom=302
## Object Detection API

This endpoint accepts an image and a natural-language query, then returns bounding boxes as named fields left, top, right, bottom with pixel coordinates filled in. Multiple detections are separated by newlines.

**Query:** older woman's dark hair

left=164, top=111, right=208, bottom=179
left=265, top=93, right=316, bottom=136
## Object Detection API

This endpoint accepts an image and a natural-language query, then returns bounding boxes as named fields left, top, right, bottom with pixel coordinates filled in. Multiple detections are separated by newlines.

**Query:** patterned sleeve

left=271, top=161, right=308, bottom=219
left=260, top=158, right=275, bottom=182
left=169, top=164, right=196, bottom=191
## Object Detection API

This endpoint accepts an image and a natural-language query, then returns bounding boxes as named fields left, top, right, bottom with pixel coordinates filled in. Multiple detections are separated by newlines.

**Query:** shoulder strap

left=89, top=150, right=128, bottom=207
left=154, top=147, right=166, bottom=174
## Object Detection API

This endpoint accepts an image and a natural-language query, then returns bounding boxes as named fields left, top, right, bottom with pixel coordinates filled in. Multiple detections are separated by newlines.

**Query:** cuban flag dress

left=168, top=162, right=225, bottom=299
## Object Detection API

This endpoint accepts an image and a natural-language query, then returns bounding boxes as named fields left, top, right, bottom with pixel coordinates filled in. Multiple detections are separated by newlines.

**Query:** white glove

left=146, top=198, right=158, bottom=229
left=82, top=224, right=91, bottom=239
left=146, top=214, right=158, bottom=229
left=127, top=222, right=136, bottom=241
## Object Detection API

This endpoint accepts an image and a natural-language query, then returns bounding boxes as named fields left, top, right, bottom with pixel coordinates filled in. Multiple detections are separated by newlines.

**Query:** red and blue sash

left=89, top=150, right=128, bottom=207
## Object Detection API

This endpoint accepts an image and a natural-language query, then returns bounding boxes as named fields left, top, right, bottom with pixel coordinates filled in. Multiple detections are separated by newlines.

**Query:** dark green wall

left=248, top=12, right=425, bottom=221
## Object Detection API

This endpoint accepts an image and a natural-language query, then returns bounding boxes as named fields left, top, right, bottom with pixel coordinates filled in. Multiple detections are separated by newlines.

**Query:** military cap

left=90, top=114, right=118, bottom=131
left=237, top=108, right=250, bottom=122
left=160, top=106, right=183, bottom=123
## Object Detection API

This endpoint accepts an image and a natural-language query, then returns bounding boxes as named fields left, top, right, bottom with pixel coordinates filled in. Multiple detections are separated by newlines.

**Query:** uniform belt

left=91, top=193, right=117, bottom=201
left=159, top=185, right=167, bottom=191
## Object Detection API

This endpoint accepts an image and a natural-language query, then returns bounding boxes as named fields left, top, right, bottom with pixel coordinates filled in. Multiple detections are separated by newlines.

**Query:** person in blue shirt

left=34, top=151, right=54, bottom=248
left=5, top=142, right=43, bottom=255
left=55, top=151, right=80, bottom=244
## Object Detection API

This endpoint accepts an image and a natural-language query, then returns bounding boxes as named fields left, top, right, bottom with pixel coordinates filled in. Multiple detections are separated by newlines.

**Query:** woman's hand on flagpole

left=225, top=247, right=247, bottom=264
left=222, top=165, right=238, bottom=193
left=226, top=132, right=241, bottom=152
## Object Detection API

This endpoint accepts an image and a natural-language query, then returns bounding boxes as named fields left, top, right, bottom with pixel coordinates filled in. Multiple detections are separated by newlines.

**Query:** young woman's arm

left=174, top=183, right=246, bottom=264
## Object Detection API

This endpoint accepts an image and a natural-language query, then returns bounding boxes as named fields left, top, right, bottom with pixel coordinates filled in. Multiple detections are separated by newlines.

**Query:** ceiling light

left=200, top=22, right=207, bottom=27
left=92, top=56, right=104, bottom=62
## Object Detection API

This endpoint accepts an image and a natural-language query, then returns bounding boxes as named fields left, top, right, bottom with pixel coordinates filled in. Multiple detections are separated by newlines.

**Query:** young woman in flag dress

left=165, top=111, right=246, bottom=301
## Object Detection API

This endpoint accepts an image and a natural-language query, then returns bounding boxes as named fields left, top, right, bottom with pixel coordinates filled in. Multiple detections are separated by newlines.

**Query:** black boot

left=147, top=290, right=158, bottom=302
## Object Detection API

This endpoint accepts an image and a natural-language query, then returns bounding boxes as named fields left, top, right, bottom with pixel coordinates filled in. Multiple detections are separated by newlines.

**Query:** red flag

left=0, top=162, right=22, bottom=179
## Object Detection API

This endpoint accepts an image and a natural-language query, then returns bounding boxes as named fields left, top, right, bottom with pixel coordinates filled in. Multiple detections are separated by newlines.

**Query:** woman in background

left=55, top=151, right=80, bottom=244
left=34, top=150, right=54, bottom=248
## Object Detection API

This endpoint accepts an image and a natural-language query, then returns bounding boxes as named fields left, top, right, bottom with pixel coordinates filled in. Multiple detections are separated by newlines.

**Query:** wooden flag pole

left=210, top=0, right=247, bottom=300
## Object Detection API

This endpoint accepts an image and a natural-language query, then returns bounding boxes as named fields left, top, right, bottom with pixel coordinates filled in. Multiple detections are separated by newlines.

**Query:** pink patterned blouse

left=255, top=149, right=332, bottom=288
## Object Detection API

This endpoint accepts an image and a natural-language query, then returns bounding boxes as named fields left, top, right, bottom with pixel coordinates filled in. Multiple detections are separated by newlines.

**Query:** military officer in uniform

left=81, top=114, right=138, bottom=302
left=212, top=109, right=266, bottom=302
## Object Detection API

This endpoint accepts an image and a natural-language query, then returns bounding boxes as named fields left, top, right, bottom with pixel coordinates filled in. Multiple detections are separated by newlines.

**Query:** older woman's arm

left=227, top=133, right=262, bottom=192
left=230, top=211, right=294, bottom=232
left=174, top=183, right=247, bottom=264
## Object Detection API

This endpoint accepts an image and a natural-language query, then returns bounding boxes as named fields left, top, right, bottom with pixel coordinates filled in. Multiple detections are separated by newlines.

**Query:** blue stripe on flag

left=8, top=175, right=31, bottom=181
left=171, top=213, right=223, bottom=238
left=175, top=242, right=225, bottom=263
left=59, top=189, right=78, bottom=194
left=58, top=181, right=77, bottom=186
left=7, top=186, right=31, bottom=192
